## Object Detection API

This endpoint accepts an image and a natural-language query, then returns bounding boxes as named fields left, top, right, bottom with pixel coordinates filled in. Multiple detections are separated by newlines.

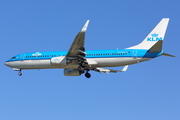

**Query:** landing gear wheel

left=85, top=72, right=91, bottom=78
left=77, top=66, right=84, bottom=73
left=18, top=72, right=22, bottom=76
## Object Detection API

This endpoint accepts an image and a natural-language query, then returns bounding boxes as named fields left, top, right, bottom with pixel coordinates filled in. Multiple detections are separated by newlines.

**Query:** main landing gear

left=77, top=66, right=91, bottom=78
left=85, top=72, right=91, bottom=78
left=77, top=66, right=85, bottom=74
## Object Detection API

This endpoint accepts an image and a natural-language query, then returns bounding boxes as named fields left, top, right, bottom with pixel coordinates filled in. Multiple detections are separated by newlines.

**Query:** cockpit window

left=11, top=57, right=16, bottom=59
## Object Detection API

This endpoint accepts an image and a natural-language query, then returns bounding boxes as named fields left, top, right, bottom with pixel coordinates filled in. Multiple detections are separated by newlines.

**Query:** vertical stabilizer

left=127, top=18, right=169, bottom=50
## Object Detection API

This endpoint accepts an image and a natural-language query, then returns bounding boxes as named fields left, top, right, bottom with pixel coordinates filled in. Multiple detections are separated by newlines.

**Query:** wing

left=66, top=20, right=90, bottom=57
left=92, top=65, right=129, bottom=74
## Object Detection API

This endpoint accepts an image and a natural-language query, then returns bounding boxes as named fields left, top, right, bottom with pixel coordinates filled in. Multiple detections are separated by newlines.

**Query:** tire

left=85, top=72, right=91, bottom=78
left=18, top=72, right=22, bottom=76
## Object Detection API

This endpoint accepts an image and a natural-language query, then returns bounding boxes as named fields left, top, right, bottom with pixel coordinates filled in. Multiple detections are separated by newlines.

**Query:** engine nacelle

left=50, top=56, right=67, bottom=66
left=64, top=69, right=81, bottom=76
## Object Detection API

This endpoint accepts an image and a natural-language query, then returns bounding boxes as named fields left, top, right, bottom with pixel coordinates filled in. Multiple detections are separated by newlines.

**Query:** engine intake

left=50, top=56, right=67, bottom=66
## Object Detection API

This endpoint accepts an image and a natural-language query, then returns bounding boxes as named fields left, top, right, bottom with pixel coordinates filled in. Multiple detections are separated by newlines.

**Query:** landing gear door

left=133, top=50, right=137, bottom=59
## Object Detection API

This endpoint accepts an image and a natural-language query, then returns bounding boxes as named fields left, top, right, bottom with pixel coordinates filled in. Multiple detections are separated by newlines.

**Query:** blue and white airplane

left=4, top=18, right=175, bottom=78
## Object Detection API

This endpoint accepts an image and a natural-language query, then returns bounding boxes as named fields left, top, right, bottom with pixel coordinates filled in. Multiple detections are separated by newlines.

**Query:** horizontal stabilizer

left=162, top=53, right=175, bottom=57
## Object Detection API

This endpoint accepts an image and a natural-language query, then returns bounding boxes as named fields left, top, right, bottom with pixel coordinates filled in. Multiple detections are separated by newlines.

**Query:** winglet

left=81, top=20, right=90, bottom=32
left=121, top=65, right=129, bottom=72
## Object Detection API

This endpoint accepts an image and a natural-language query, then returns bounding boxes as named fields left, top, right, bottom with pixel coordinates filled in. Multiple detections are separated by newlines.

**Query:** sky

left=0, top=0, right=180, bottom=120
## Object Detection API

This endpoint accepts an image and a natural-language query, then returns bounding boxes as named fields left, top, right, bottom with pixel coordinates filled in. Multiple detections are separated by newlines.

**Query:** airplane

left=4, top=18, right=175, bottom=78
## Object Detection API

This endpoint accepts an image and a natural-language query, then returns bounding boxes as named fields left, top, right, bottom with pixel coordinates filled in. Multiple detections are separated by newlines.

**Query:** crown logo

left=54, top=58, right=59, bottom=61
left=32, top=52, right=42, bottom=56
left=151, top=33, right=159, bottom=37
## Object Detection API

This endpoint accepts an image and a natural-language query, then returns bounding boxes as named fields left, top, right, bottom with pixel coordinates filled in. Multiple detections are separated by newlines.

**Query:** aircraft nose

left=4, top=62, right=11, bottom=67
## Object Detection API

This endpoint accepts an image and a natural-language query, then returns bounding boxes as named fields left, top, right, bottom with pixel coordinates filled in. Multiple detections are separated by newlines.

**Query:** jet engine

left=50, top=56, right=67, bottom=66
left=64, top=69, right=81, bottom=76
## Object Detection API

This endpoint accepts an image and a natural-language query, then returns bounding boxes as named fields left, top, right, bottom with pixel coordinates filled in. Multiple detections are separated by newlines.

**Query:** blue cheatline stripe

left=6, top=49, right=163, bottom=62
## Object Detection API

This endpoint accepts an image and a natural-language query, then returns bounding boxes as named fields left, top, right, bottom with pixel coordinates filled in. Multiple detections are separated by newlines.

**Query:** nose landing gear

left=18, top=72, right=22, bottom=76
left=17, top=69, right=22, bottom=76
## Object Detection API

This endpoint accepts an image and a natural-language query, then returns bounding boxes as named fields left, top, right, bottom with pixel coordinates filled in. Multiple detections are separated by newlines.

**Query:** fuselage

left=4, top=49, right=162, bottom=70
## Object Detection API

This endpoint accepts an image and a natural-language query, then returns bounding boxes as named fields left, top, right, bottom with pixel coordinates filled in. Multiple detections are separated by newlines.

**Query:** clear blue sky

left=1, top=0, right=179, bottom=120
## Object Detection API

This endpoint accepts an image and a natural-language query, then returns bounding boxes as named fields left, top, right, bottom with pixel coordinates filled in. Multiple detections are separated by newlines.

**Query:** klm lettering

left=147, top=37, right=162, bottom=41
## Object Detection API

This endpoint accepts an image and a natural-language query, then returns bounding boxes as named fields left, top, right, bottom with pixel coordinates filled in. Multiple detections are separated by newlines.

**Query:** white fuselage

left=5, top=57, right=151, bottom=70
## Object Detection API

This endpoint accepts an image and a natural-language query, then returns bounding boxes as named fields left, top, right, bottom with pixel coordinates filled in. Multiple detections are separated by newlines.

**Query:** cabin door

left=20, top=54, right=25, bottom=60
left=133, top=50, right=137, bottom=59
